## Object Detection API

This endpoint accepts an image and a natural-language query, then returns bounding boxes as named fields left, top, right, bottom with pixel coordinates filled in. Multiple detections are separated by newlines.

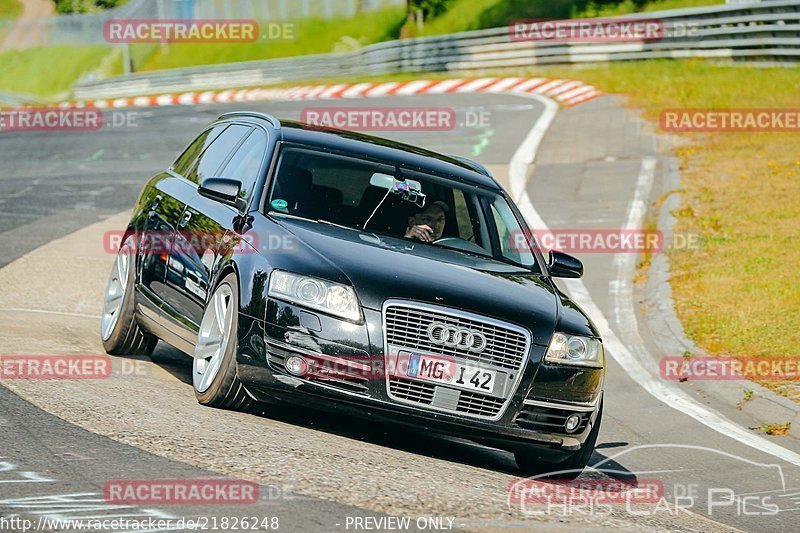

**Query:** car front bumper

left=236, top=302, right=604, bottom=458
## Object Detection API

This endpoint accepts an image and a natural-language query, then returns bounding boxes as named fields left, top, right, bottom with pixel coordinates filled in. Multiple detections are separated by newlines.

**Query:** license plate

left=407, top=353, right=496, bottom=393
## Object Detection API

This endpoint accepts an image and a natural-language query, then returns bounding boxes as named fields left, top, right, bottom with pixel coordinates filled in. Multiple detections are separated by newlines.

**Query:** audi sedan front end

left=102, top=112, right=604, bottom=474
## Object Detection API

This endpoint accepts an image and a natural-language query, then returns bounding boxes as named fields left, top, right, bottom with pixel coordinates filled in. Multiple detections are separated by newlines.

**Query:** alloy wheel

left=101, top=238, right=132, bottom=341
left=193, top=283, right=234, bottom=393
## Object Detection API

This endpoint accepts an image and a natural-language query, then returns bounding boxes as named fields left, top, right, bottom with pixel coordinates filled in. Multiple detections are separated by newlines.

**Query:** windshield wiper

left=272, top=212, right=355, bottom=230
left=316, top=219, right=355, bottom=231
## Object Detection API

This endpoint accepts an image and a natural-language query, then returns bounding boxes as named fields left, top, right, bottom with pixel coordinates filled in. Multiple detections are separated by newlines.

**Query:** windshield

left=267, top=145, right=538, bottom=269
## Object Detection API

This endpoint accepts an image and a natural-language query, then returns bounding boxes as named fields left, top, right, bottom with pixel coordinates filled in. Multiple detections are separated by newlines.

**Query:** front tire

left=192, top=272, right=252, bottom=411
left=101, top=234, right=157, bottom=356
left=515, top=401, right=603, bottom=478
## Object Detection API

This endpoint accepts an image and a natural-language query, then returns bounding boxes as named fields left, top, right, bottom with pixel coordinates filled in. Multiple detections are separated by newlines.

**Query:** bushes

left=53, top=0, right=126, bottom=15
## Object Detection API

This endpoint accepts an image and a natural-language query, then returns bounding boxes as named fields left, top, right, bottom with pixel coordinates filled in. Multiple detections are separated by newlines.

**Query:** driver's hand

left=405, top=224, right=433, bottom=242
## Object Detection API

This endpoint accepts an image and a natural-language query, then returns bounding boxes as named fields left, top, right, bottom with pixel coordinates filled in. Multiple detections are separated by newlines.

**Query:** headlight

left=544, top=332, right=604, bottom=368
left=268, top=270, right=361, bottom=322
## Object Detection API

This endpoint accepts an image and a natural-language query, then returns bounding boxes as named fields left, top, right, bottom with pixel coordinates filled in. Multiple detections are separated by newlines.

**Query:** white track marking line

left=509, top=93, right=800, bottom=467
left=0, top=308, right=100, bottom=319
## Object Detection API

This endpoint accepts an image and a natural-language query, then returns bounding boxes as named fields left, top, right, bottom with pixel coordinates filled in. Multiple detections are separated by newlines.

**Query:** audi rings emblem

left=426, top=322, right=487, bottom=353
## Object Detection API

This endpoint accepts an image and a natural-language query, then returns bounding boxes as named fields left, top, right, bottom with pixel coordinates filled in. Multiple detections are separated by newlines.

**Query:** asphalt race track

left=1, top=92, right=799, bottom=532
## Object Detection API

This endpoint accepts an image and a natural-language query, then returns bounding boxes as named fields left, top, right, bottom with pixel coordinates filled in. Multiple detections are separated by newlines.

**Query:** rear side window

left=171, top=125, right=225, bottom=176
left=185, top=124, right=251, bottom=184
left=219, top=129, right=268, bottom=198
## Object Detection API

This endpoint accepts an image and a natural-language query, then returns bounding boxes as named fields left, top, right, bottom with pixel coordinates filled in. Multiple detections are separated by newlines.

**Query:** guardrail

left=74, top=0, right=800, bottom=100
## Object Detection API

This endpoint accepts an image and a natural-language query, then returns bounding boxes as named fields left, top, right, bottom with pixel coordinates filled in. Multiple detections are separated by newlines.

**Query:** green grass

left=0, top=45, right=118, bottom=99
left=0, top=0, right=22, bottom=19
left=572, top=0, right=723, bottom=17
left=135, top=6, right=406, bottom=72
left=637, top=0, right=724, bottom=12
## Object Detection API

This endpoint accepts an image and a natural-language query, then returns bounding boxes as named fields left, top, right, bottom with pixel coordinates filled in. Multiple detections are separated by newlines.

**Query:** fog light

left=285, top=356, right=307, bottom=376
left=565, top=414, right=582, bottom=433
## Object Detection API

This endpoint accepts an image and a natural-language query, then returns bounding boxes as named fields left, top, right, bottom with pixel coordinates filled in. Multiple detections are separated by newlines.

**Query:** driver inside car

left=404, top=200, right=449, bottom=242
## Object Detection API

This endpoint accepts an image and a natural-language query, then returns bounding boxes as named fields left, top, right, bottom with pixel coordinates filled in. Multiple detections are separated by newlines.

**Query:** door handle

left=150, top=195, right=162, bottom=211
left=179, top=211, right=193, bottom=228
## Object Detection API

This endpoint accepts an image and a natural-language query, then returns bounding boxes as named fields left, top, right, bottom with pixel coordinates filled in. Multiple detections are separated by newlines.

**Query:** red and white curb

left=53, top=77, right=603, bottom=110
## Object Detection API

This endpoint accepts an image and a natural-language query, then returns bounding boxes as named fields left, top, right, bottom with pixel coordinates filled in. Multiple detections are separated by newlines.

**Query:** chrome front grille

left=383, top=301, right=531, bottom=420
left=389, top=377, right=435, bottom=405
left=385, top=305, right=528, bottom=370
left=457, top=391, right=506, bottom=417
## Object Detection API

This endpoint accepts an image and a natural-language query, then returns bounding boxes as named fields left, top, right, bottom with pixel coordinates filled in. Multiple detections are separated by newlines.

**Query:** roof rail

left=218, top=112, right=281, bottom=129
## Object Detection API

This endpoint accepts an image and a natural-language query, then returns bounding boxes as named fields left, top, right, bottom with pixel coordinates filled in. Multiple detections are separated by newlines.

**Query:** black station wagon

left=101, top=112, right=605, bottom=475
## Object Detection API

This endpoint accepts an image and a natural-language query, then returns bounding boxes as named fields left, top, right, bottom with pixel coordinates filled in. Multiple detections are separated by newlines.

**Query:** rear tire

left=101, top=234, right=157, bottom=356
left=192, top=272, right=252, bottom=411
left=515, top=401, right=603, bottom=478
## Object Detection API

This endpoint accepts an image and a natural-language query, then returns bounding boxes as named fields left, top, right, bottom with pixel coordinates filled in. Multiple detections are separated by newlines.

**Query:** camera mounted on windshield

left=369, top=172, right=427, bottom=209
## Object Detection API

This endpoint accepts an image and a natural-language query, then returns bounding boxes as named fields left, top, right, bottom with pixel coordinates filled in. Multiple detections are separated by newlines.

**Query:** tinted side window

left=219, top=129, right=268, bottom=198
left=185, top=124, right=251, bottom=184
left=171, top=125, right=225, bottom=176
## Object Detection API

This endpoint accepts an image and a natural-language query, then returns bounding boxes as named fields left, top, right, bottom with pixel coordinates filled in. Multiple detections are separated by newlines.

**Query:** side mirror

left=547, top=250, right=583, bottom=279
left=199, top=177, right=247, bottom=212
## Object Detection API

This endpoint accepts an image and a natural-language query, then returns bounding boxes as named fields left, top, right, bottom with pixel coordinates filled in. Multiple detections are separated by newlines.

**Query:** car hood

left=270, top=217, right=559, bottom=345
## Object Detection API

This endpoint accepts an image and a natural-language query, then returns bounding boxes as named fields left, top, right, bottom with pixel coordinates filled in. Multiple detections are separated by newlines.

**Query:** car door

left=161, top=123, right=256, bottom=342
left=136, top=125, right=226, bottom=320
